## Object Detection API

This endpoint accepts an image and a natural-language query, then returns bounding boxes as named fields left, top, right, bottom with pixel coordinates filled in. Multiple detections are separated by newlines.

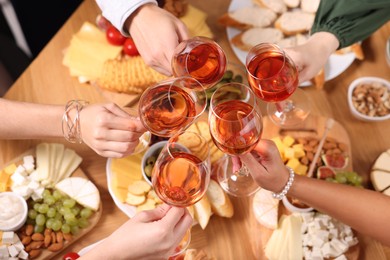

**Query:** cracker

left=126, top=192, right=146, bottom=206
left=97, top=56, right=168, bottom=94
left=128, top=180, right=152, bottom=195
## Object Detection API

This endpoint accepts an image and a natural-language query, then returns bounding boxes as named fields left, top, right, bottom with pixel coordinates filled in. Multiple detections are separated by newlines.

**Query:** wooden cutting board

left=249, top=115, right=359, bottom=259
left=2, top=146, right=102, bottom=260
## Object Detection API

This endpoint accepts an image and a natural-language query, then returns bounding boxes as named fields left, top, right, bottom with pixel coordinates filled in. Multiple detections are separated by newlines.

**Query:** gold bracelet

left=62, top=100, right=89, bottom=143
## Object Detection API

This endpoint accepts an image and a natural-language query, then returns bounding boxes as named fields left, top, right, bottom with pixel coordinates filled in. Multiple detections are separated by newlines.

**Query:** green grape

left=42, top=189, right=51, bottom=198
left=335, top=173, right=347, bottom=184
left=52, top=220, right=62, bottom=231
left=66, top=216, right=78, bottom=226
left=63, top=199, right=76, bottom=208
left=59, top=207, right=71, bottom=215
left=54, top=212, right=63, bottom=220
left=64, top=213, right=76, bottom=221
left=46, top=218, right=55, bottom=229
left=34, top=225, right=45, bottom=233
left=33, top=203, right=41, bottom=212
left=61, top=223, right=71, bottom=234
left=70, top=225, right=80, bottom=235
left=78, top=218, right=89, bottom=229
left=80, top=208, right=93, bottom=219
left=47, top=207, right=57, bottom=218
left=44, top=195, right=56, bottom=206
left=36, top=214, right=46, bottom=226
left=28, top=209, right=38, bottom=220
left=38, top=204, right=49, bottom=214
left=71, top=207, right=80, bottom=217
left=53, top=190, right=63, bottom=200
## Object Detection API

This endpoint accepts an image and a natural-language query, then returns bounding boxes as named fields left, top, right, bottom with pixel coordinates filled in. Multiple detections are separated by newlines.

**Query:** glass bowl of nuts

left=347, top=77, right=390, bottom=122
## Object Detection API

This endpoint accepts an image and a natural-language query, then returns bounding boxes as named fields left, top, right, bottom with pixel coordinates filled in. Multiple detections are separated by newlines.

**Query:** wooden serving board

left=249, top=115, right=359, bottom=259
left=2, top=147, right=102, bottom=260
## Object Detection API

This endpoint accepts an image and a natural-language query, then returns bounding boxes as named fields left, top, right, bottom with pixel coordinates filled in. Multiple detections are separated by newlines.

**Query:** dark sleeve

left=311, top=0, right=390, bottom=49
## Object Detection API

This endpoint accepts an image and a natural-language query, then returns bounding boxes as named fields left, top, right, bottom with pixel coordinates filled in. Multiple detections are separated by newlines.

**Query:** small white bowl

left=141, top=141, right=168, bottom=186
left=347, top=77, right=390, bottom=122
left=0, top=192, right=28, bottom=231
left=282, top=196, right=313, bottom=213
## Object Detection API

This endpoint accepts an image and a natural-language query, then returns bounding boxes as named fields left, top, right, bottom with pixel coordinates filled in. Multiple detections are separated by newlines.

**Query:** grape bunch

left=325, top=171, right=363, bottom=188
left=26, top=189, right=93, bottom=235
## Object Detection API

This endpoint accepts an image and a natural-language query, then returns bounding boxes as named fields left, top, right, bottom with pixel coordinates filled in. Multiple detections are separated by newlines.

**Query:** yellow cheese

left=111, top=155, right=144, bottom=180
left=0, top=170, right=10, bottom=192
left=288, top=215, right=303, bottom=260
left=282, top=135, right=295, bottom=147
left=112, top=185, right=128, bottom=203
left=284, top=147, right=295, bottom=160
left=180, top=5, right=214, bottom=38
left=286, top=158, right=300, bottom=172
left=295, top=163, right=308, bottom=176
left=112, top=171, right=137, bottom=190
left=35, top=143, right=50, bottom=181
left=271, top=136, right=286, bottom=158
left=3, top=163, right=17, bottom=175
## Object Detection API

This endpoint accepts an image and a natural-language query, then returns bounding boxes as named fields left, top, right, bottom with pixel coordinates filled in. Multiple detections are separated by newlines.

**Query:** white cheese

left=36, top=142, right=50, bottom=181
left=22, top=155, right=34, bottom=165
left=18, top=250, right=29, bottom=260
left=2, top=232, right=14, bottom=244
left=7, top=245, right=18, bottom=257
left=10, top=172, right=27, bottom=186
left=0, top=245, right=8, bottom=257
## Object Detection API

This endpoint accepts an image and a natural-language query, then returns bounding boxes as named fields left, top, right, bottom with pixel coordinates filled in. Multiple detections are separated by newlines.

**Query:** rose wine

left=172, top=42, right=226, bottom=89
left=247, top=51, right=298, bottom=102
left=139, top=84, right=197, bottom=137
left=210, top=100, right=262, bottom=155
left=153, top=152, right=209, bottom=207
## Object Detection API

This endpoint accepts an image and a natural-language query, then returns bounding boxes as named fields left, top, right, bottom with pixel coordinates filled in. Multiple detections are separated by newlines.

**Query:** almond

left=56, top=232, right=64, bottom=243
left=32, top=233, right=45, bottom=241
left=25, top=224, right=34, bottom=236
left=21, top=236, right=32, bottom=245
left=29, top=241, right=43, bottom=249
left=44, top=234, right=51, bottom=248
left=29, top=249, right=41, bottom=259
left=48, top=241, right=64, bottom=252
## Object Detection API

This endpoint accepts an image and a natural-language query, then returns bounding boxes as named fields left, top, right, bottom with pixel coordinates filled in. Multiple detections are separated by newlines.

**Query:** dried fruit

left=317, top=166, right=336, bottom=179
left=322, top=154, right=348, bottom=169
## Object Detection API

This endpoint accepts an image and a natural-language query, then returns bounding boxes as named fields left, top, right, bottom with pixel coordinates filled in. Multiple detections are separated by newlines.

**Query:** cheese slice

left=372, top=151, right=390, bottom=172
left=55, top=149, right=82, bottom=185
left=52, top=143, right=65, bottom=181
left=35, top=143, right=50, bottom=181
left=371, top=170, right=390, bottom=192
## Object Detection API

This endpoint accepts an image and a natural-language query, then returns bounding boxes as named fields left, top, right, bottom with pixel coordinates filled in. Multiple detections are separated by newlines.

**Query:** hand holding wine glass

left=138, top=76, right=207, bottom=138
left=246, top=43, right=310, bottom=127
left=172, top=36, right=227, bottom=89
left=208, top=83, right=263, bottom=197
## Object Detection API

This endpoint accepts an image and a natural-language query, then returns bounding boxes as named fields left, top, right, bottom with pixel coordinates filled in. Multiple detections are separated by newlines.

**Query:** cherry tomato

left=63, top=252, right=80, bottom=260
left=106, top=25, right=126, bottom=46
left=123, top=38, right=139, bottom=56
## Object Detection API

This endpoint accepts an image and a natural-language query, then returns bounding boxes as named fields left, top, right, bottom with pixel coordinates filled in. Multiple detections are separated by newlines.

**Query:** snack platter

left=252, top=115, right=361, bottom=259
left=0, top=146, right=102, bottom=260
left=226, top=0, right=356, bottom=86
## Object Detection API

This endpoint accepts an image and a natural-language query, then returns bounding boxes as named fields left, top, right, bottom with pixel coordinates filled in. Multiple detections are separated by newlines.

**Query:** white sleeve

left=95, top=0, right=158, bottom=36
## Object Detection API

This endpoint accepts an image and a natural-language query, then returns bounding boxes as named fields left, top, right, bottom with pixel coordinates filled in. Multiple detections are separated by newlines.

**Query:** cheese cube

left=286, top=158, right=300, bottom=172
left=2, top=232, right=14, bottom=244
left=283, top=135, right=295, bottom=147
left=295, top=163, right=308, bottom=176
left=3, top=164, right=17, bottom=175
left=284, top=147, right=295, bottom=160
left=0, top=245, right=8, bottom=257
left=7, top=245, right=18, bottom=257
left=23, top=155, right=34, bottom=165
left=22, top=162, right=35, bottom=174
left=293, top=144, right=305, bottom=158
left=10, top=172, right=27, bottom=186
left=18, top=250, right=29, bottom=260
left=14, top=165, right=27, bottom=176
left=0, top=171, right=10, bottom=192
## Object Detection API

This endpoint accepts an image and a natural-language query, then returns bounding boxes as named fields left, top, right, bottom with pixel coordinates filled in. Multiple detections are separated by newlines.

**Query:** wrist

left=308, top=32, right=339, bottom=57
left=272, top=167, right=295, bottom=200
left=125, top=3, right=158, bottom=34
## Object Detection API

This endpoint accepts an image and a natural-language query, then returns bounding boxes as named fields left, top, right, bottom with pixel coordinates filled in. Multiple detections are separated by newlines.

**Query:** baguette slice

left=300, top=0, right=320, bottom=13
left=231, top=27, right=284, bottom=51
left=194, top=196, right=212, bottom=229
left=310, top=68, right=325, bottom=89
left=253, top=0, right=287, bottom=14
left=335, top=43, right=365, bottom=60
left=219, top=6, right=277, bottom=30
left=206, top=179, right=233, bottom=218
left=275, top=11, right=315, bottom=36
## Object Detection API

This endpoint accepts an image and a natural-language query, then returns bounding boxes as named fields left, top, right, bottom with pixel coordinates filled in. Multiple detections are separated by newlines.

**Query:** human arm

left=79, top=204, right=193, bottom=260
left=96, top=0, right=189, bottom=76
left=239, top=139, right=390, bottom=246
left=0, top=99, right=146, bottom=158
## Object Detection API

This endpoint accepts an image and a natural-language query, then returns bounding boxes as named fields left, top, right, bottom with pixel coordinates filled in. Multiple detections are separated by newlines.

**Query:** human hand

left=125, top=4, right=190, bottom=76
left=239, top=139, right=289, bottom=193
left=80, top=103, right=146, bottom=158
left=284, top=32, right=339, bottom=84
left=80, top=204, right=193, bottom=260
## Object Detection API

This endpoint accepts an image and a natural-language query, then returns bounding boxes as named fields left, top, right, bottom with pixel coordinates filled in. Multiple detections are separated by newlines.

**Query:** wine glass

left=208, top=83, right=263, bottom=197
left=138, top=76, right=207, bottom=138
left=152, top=131, right=210, bottom=207
left=172, top=36, right=227, bottom=90
left=152, top=131, right=210, bottom=258
left=246, top=43, right=310, bottom=127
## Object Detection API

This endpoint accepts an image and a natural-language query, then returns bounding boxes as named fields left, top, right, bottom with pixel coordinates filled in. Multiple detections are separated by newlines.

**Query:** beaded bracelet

left=272, top=166, right=295, bottom=200
left=62, top=100, right=89, bottom=144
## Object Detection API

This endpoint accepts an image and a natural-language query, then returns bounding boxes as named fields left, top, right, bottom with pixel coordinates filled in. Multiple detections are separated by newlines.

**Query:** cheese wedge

left=252, top=188, right=279, bottom=230
left=55, top=148, right=82, bottom=185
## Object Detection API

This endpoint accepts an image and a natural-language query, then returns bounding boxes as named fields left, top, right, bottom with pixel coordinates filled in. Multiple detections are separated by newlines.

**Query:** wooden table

left=1, top=0, right=390, bottom=259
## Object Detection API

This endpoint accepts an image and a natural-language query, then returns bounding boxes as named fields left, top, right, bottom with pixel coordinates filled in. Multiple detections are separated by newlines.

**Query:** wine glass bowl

left=152, top=131, right=210, bottom=207
left=138, top=77, right=207, bottom=137
left=172, top=36, right=227, bottom=90
left=208, top=83, right=263, bottom=197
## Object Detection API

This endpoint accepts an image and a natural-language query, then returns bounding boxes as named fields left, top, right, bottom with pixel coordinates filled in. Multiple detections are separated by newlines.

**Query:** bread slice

left=300, top=0, right=320, bottom=13
left=231, top=27, right=284, bottom=51
left=275, top=11, right=315, bottom=36
left=219, top=6, right=277, bottom=30
left=310, top=68, right=325, bottom=89
left=194, top=196, right=212, bottom=229
left=206, top=179, right=233, bottom=218
left=283, top=0, right=300, bottom=8
left=253, top=0, right=287, bottom=14
left=335, top=43, right=365, bottom=60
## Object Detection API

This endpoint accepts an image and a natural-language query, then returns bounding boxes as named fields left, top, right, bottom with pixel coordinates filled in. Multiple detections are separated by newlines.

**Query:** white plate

left=106, top=158, right=137, bottom=218
left=226, top=0, right=356, bottom=86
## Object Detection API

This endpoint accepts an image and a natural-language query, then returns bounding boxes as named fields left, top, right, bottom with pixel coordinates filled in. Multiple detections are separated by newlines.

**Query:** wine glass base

left=216, top=155, right=260, bottom=197
left=267, top=88, right=311, bottom=127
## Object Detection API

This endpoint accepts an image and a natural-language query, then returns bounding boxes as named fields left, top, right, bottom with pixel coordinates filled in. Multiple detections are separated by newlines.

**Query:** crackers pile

left=97, top=56, right=168, bottom=94
left=126, top=180, right=164, bottom=212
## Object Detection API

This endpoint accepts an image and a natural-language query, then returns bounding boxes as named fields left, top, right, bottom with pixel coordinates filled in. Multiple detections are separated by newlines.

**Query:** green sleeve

left=311, top=0, right=390, bottom=49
